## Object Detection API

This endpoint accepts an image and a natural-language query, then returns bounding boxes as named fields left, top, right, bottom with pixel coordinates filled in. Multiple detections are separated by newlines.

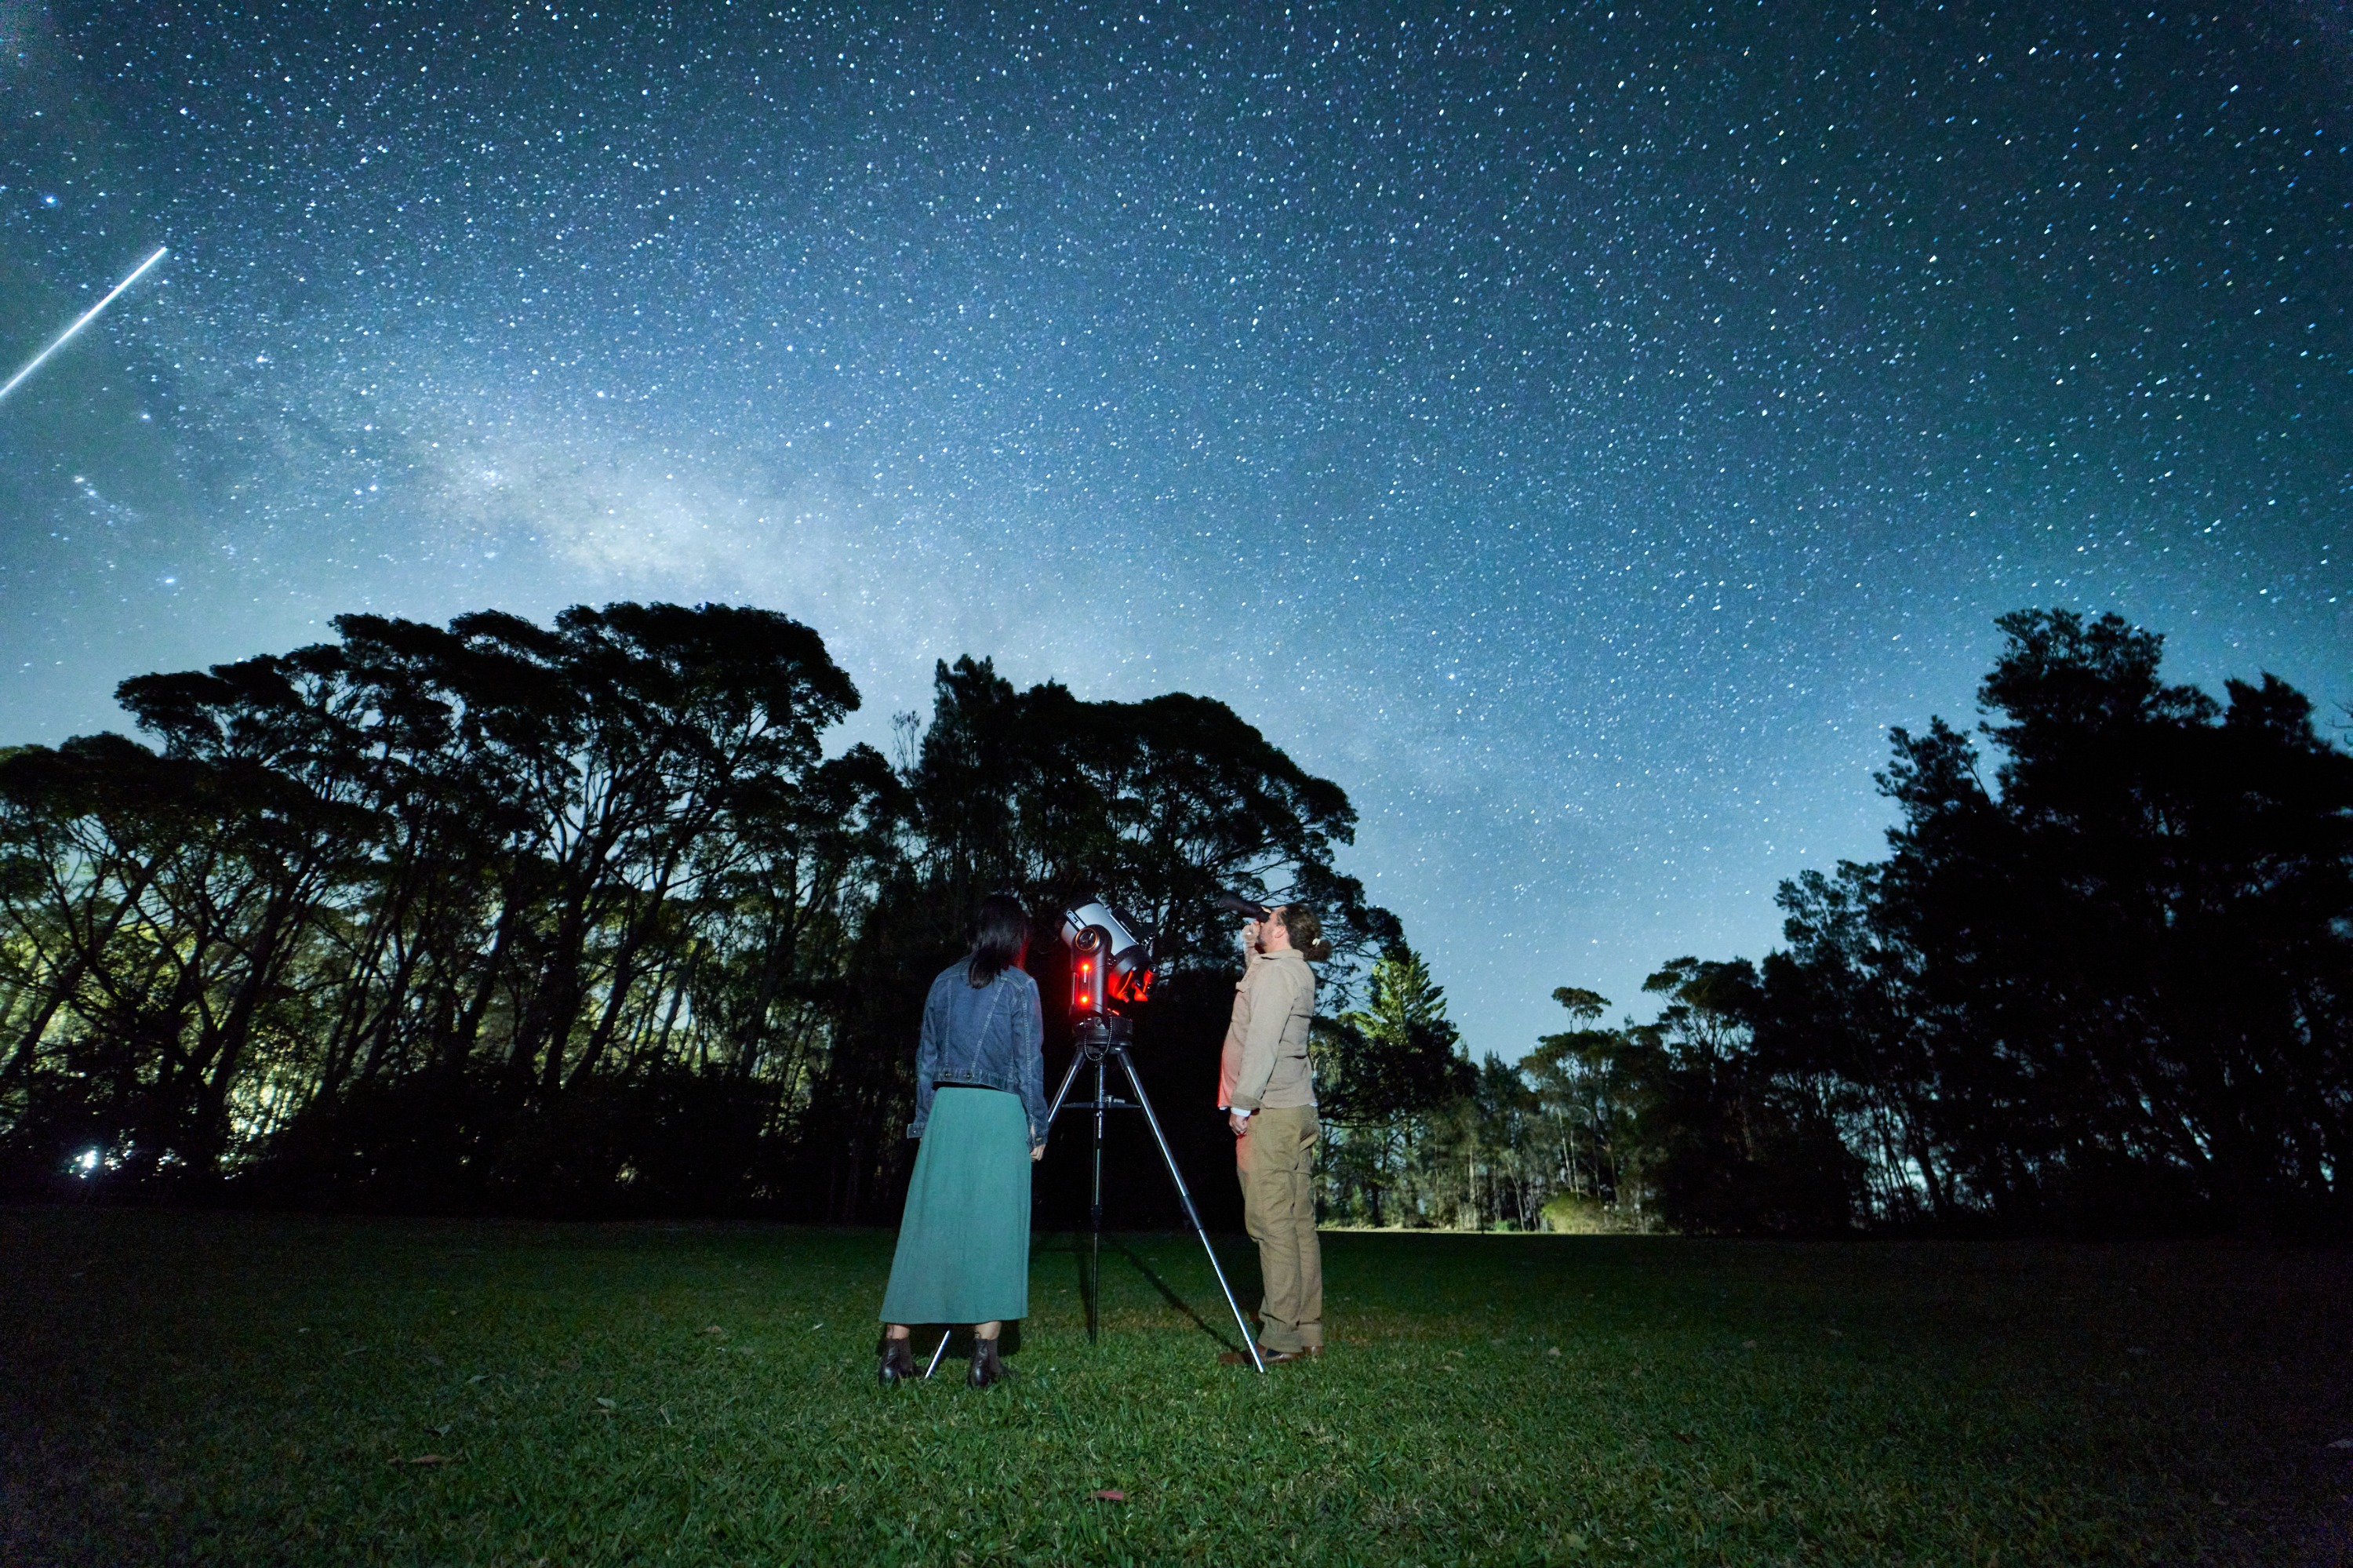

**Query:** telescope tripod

left=1045, top=1014, right=1265, bottom=1373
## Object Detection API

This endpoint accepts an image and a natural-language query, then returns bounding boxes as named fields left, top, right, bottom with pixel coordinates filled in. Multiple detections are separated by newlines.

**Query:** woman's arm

left=1016, top=977, right=1049, bottom=1153
left=908, top=974, right=946, bottom=1138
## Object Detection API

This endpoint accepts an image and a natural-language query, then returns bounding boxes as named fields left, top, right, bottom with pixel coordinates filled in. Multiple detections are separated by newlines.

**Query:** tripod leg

left=1089, top=1053, right=1106, bottom=1344
left=1045, top=1046, right=1087, bottom=1126
left=1114, top=1046, right=1265, bottom=1374
left=1044, top=1043, right=1097, bottom=1341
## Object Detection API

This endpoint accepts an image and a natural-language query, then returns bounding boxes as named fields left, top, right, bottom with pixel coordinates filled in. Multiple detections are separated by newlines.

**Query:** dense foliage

left=0, top=604, right=1394, bottom=1220
left=1753, top=609, right=2353, bottom=1232
left=1364, top=610, right=2353, bottom=1236
left=7, top=603, right=2344, bottom=1235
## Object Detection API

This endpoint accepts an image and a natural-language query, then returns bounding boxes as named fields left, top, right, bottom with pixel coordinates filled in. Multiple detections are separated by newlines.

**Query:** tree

left=1755, top=863, right=1952, bottom=1224
left=1631, top=956, right=1857, bottom=1235
left=1315, top=947, right=1472, bottom=1225
left=821, top=656, right=1405, bottom=1226
left=1755, top=609, right=2353, bottom=1232
left=1523, top=987, right=1639, bottom=1220
left=0, top=602, right=897, bottom=1214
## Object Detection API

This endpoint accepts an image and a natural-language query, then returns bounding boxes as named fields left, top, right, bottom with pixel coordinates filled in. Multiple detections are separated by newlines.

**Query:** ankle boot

left=966, top=1335, right=1005, bottom=1388
left=878, top=1336, right=916, bottom=1388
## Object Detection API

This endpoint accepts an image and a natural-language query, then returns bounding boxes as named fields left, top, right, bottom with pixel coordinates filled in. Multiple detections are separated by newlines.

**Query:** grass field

left=2, top=1210, right=2348, bottom=1565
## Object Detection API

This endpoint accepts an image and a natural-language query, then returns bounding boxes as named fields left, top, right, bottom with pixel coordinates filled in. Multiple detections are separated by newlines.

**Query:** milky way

left=2, top=2, right=2347, bottom=1057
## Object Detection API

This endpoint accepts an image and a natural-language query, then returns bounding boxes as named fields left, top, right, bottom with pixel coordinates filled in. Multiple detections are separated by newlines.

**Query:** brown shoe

left=1219, top=1344, right=1316, bottom=1366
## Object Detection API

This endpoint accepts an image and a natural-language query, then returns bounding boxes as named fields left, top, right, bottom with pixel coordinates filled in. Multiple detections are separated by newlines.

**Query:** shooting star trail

left=0, top=245, right=169, bottom=406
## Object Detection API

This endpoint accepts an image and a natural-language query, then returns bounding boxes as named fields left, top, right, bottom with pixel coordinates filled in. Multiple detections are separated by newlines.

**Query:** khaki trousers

left=1238, top=1105, right=1323, bottom=1352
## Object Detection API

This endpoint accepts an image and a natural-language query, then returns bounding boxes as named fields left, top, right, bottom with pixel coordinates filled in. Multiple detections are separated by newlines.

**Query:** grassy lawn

left=1, top=1210, right=2347, bottom=1565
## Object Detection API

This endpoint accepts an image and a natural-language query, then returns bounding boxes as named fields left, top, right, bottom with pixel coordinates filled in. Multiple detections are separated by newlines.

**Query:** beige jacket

left=1217, top=949, right=1317, bottom=1111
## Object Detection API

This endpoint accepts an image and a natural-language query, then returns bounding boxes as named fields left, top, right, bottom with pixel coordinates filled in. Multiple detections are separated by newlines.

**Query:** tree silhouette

left=1315, top=948, right=1472, bottom=1224
left=1754, top=609, right=2353, bottom=1232
left=0, top=607, right=1405, bottom=1221
left=1500, top=610, right=2351, bottom=1236
left=15, top=601, right=2339, bottom=1237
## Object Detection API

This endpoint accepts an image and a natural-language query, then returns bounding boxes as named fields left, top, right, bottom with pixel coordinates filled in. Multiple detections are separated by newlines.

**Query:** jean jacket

left=909, top=962, right=1049, bottom=1150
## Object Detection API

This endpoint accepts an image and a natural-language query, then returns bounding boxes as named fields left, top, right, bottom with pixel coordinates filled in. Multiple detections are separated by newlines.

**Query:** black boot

left=966, top=1335, right=1006, bottom=1389
left=878, top=1336, right=916, bottom=1388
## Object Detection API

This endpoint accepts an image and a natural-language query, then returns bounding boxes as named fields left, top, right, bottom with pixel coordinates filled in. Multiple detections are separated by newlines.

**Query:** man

left=1217, top=902, right=1331, bottom=1363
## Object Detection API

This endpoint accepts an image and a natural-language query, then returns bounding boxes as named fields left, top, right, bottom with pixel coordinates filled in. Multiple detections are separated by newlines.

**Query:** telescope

left=1044, top=896, right=1264, bottom=1373
left=1060, top=899, right=1156, bottom=1013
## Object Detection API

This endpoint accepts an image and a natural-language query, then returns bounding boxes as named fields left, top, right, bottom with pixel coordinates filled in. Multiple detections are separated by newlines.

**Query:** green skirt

left=879, top=1087, right=1032, bottom=1324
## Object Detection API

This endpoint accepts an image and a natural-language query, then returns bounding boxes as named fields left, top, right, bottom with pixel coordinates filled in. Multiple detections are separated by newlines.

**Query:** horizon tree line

left=0, top=602, right=1402, bottom=1221
left=2, top=605, right=2345, bottom=1235
left=1320, top=611, right=2352, bottom=1237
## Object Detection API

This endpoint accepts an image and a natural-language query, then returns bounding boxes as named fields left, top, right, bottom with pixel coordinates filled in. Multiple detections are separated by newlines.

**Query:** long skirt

left=878, top=1087, right=1031, bottom=1325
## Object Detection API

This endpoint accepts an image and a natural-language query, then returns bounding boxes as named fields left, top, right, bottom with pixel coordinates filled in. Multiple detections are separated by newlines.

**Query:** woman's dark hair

left=1277, top=903, right=1333, bottom=962
left=966, top=893, right=1031, bottom=987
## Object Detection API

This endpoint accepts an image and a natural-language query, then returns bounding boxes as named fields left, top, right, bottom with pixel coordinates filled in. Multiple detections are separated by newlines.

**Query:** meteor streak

left=0, top=245, right=170, bottom=407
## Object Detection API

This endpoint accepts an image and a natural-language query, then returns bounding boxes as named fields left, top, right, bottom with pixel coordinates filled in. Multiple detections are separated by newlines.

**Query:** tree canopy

left=10, top=602, right=2342, bottom=1238
left=1350, top=609, right=2353, bottom=1239
left=1493, top=609, right=2353, bottom=1236
left=0, top=607, right=1398, bottom=1221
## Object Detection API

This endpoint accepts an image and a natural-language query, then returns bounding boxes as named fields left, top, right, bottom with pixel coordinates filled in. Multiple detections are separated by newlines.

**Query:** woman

left=877, top=893, right=1049, bottom=1388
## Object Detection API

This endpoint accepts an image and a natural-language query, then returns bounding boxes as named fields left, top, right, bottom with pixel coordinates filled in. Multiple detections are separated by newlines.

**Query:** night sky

left=3, top=2, right=2347, bottom=1058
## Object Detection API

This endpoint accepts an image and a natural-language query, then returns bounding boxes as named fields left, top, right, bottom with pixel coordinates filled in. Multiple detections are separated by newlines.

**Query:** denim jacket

left=908, top=962, right=1049, bottom=1150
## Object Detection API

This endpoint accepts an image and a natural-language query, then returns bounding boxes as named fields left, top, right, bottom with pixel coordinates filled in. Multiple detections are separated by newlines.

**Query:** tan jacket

left=1217, top=949, right=1317, bottom=1111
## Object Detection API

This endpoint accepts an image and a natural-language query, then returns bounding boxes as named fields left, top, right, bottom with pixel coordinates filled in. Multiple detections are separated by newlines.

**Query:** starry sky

left=2, top=1, right=2348, bottom=1059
